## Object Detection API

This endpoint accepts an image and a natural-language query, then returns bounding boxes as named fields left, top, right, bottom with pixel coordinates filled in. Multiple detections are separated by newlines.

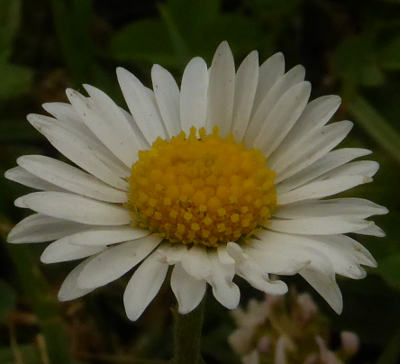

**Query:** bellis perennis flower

left=5, top=41, right=387, bottom=321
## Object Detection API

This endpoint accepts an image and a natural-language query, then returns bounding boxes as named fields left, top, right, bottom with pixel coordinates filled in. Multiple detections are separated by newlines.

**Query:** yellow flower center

left=126, top=127, right=277, bottom=247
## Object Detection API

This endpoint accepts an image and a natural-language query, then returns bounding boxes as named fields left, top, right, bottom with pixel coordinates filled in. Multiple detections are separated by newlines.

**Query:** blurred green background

left=0, top=0, right=400, bottom=363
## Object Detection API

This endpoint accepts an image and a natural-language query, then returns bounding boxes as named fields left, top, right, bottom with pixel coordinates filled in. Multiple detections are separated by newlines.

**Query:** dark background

left=0, top=0, right=400, bottom=363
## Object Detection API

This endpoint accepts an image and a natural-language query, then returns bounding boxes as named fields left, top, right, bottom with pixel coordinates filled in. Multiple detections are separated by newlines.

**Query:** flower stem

left=173, top=297, right=206, bottom=364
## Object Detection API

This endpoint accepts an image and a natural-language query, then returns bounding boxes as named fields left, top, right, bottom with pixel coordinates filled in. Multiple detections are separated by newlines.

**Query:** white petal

left=151, top=64, right=181, bottom=138
left=277, top=175, right=371, bottom=205
left=244, top=243, right=309, bottom=276
left=171, top=263, right=206, bottom=314
left=68, top=86, right=140, bottom=167
left=19, top=191, right=130, bottom=225
left=207, top=251, right=240, bottom=309
left=27, top=113, right=129, bottom=190
left=55, top=226, right=149, bottom=247
left=5, top=166, right=63, bottom=191
left=117, top=67, right=167, bottom=144
left=226, top=242, right=288, bottom=295
left=255, top=231, right=371, bottom=278
left=42, top=101, right=95, bottom=139
left=238, top=262, right=288, bottom=295
left=78, top=235, right=161, bottom=289
left=280, top=234, right=369, bottom=278
left=257, top=230, right=343, bottom=312
left=267, top=217, right=370, bottom=235
left=270, top=95, right=342, bottom=164
left=17, top=155, right=127, bottom=203
left=181, top=246, right=212, bottom=280
left=123, top=252, right=168, bottom=321
left=273, top=198, right=388, bottom=219
left=225, top=241, right=247, bottom=262
left=118, top=106, right=149, bottom=149
left=217, top=246, right=235, bottom=265
left=321, top=160, right=379, bottom=179
left=356, top=222, right=386, bottom=237
left=255, top=230, right=345, bottom=312
left=206, top=41, right=235, bottom=136
left=245, top=64, right=305, bottom=146
left=300, top=266, right=343, bottom=314
left=41, top=240, right=104, bottom=263
left=232, top=50, right=259, bottom=141
left=246, top=239, right=310, bottom=277
left=253, top=81, right=311, bottom=156
left=277, top=148, right=372, bottom=193
left=58, top=258, right=96, bottom=301
left=249, top=232, right=313, bottom=273
left=7, top=214, right=92, bottom=243
left=14, top=197, right=28, bottom=208
left=319, top=234, right=377, bottom=267
left=156, top=244, right=187, bottom=265
left=180, top=57, right=209, bottom=134
left=42, top=102, right=81, bottom=126
left=273, top=120, right=354, bottom=183
left=253, top=52, right=285, bottom=111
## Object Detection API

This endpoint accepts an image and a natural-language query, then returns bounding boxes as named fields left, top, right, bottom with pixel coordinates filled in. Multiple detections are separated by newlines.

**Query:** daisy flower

left=5, top=41, right=387, bottom=321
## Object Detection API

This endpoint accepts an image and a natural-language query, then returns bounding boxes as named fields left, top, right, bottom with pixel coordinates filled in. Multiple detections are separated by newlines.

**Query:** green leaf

left=377, top=254, right=400, bottom=289
left=0, top=119, right=42, bottom=142
left=158, top=4, right=190, bottom=68
left=166, top=0, right=220, bottom=43
left=0, top=279, right=16, bottom=321
left=380, top=36, right=400, bottom=70
left=203, top=14, right=262, bottom=55
left=376, top=329, right=400, bottom=364
left=0, top=62, right=32, bottom=99
left=334, top=35, right=385, bottom=87
left=0, top=0, right=21, bottom=58
left=50, top=0, right=99, bottom=85
left=7, top=245, right=73, bottom=364
left=0, top=345, right=41, bottom=364
left=346, top=94, right=400, bottom=164
left=111, top=19, right=177, bottom=67
left=248, top=0, right=301, bottom=23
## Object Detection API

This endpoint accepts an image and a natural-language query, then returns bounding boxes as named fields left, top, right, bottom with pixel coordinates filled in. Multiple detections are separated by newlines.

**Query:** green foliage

left=0, top=0, right=21, bottom=58
left=0, top=344, right=41, bottom=364
left=111, top=19, right=176, bottom=67
left=346, top=94, right=400, bottom=164
left=334, top=35, right=385, bottom=88
left=0, top=280, right=15, bottom=322
left=0, top=0, right=32, bottom=99
left=7, top=245, right=73, bottom=364
left=49, top=0, right=96, bottom=84
left=378, top=254, right=400, bottom=289
left=111, top=0, right=262, bottom=70
left=0, top=62, right=32, bottom=99
left=380, top=36, right=400, bottom=70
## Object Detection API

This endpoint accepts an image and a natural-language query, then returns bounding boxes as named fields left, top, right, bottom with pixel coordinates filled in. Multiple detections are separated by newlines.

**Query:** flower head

left=6, top=41, right=387, bottom=321
left=229, top=292, right=360, bottom=364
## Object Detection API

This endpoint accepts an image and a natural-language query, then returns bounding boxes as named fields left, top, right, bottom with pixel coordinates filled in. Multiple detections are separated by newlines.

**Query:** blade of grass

left=376, top=328, right=400, bottom=364
left=346, top=93, right=400, bottom=165
left=5, top=242, right=73, bottom=364
left=0, top=0, right=21, bottom=59
left=157, top=4, right=190, bottom=68
left=49, top=0, right=95, bottom=85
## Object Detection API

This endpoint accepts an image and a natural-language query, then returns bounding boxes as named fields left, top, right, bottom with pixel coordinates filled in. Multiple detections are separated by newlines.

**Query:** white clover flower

left=5, top=41, right=387, bottom=321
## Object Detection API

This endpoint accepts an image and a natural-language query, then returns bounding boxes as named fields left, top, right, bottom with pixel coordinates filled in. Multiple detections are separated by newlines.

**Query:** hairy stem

left=173, top=297, right=206, bottom=364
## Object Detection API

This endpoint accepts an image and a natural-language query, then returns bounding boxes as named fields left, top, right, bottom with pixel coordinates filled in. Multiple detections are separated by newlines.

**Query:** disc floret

left=126, top=127, right=277, bottom=247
